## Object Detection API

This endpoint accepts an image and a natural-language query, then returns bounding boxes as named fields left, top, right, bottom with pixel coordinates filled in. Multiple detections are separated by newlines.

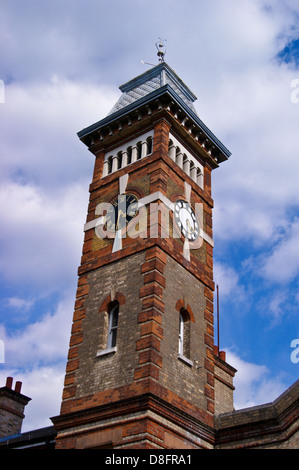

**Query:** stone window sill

left=96, top=346, right=117, bottom=358
left=178, top=354, right=193, bottom=367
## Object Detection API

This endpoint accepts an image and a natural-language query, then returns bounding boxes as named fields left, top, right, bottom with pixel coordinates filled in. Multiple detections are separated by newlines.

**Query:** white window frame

left=178, top=313, right=184, bottom=356
left=107, top=303, right=119, bottom=349
left=178, top=312, right=193, bottom=367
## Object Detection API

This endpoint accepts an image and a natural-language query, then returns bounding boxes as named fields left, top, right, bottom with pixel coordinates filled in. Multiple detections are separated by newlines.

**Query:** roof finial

left=156, top=38, right=167, bottom=63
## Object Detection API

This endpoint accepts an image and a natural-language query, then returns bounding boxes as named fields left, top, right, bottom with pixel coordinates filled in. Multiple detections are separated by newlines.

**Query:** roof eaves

left=77, top=85, right=231, bottom=161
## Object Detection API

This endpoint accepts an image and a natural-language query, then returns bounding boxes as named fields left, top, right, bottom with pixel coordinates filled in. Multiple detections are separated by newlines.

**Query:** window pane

left=111, top=306, right=118, bottom=327
left=179, top=313, right=184, bottom=355
left=108, top=304, right=119, bottom=348
left=111, top=329, right=117, bottom=348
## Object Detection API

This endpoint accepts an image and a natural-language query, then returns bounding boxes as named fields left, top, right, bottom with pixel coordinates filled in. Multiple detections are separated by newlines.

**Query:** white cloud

left=0, top=76, right=122, bottom=296
left=0, top=291, right=74, bottom=431
left=0, top=181, right=87, bottom=292
left=226, top=350, right=286, bottom=409
left=0, top=0, right=299, bottom=435
left=1, top=291, right=73, bottom=368
left=0, top=79, right=117, bottom=188
left=214, top=262, right=245, bottom=299
left=259, top=218, right=299, bottom=283
left=267, top=290, right=288, bottom=321
left=5, top=297, right=35, bottom=312
left=1, top=1, right=298, bottom=253
left=0, top=366, right=65, bottom=432
left=212, top=62, right=299, bottom=246
left=0, top=78, right=120, bottom=294
left=21, top=366, right=65, bottom=432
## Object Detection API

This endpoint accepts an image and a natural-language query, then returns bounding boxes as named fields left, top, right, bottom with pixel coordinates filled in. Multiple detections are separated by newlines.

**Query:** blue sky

left=0, top=0, right=298, bottom=431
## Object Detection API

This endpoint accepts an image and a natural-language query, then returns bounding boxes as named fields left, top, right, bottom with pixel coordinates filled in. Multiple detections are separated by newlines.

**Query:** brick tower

left=52, top=56, right=236, bottom=449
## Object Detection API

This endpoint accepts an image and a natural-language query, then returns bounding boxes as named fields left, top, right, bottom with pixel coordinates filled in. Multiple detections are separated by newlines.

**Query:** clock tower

left=52, top=55, right=236, bottom=449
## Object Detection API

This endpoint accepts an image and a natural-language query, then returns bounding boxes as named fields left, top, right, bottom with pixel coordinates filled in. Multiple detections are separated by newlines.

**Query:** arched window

left=108, top=302, right=119, bottom=349
left=146, top=136, right=153, bottom=155
left=178, top=308, right=191, bottom=360
left=197, top=167, right=204, bottom=188
left=136, top=141, right=142, bottom=160
left=117, top=151, right=122, bottom=170
left=97, top=293, right=125, bottom=358
left=107, top=156, right=113, bottom=174
left=127, top=146, right=132, bottom=165
left=178, top=312, right=184, bottom=356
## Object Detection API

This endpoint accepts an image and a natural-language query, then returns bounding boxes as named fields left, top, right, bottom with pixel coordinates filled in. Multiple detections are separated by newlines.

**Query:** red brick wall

left=55, top=112, right=218, bottom=449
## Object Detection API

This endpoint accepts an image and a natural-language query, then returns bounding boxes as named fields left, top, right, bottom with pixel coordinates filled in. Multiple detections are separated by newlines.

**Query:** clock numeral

left=174, top=199, right=199, bottom=242
left=105, top=194, right=138, bottom=232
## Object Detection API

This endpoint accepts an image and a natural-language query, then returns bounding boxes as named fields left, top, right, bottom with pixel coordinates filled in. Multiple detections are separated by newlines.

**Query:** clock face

left=105, top=194, right=138, bottom=232
left=174, top=199, right=199, bottom=242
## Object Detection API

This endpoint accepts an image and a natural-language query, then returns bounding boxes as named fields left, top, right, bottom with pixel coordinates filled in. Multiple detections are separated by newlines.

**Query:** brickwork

left=0, top=378, right=31, bottom=439
left=55, top=241, right=217, bottom=448
left=77, top=116, right=215, bottom=285
left=54, top=78, right=233, bottom=449
left=55, top=405, right=215, bottom=449
left=135, top=247, right=165, bottom=385
left=0, top=397, right=24, bottom=439
left=213, top=348, right=236, bottom=415
left=60, top=251, right=144, bottom=410
left=215, top=380, right=299, bottom=449
left=0, top=63, right=296, bottom=450
left=159, top=256, right=209, bottom=412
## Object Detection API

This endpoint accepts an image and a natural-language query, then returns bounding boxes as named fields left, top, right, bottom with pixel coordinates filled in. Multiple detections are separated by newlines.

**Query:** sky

left=0, top=0, right=298, bottom=432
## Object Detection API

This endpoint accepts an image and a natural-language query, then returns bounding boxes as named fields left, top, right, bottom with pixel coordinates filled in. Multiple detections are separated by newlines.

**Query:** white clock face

left=174, top=200, right=199, bottom=241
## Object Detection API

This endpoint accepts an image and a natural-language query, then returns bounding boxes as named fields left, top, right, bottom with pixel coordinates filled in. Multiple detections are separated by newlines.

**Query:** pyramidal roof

left=107, top=62, right=198, bottom=116
left=78, top=61, right=231, bottom=163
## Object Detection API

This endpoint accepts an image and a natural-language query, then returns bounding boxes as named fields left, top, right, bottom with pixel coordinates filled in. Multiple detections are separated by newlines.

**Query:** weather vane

left=156, top=38, right=167, bottom=63
left=141, top=38, right=167, bottom=67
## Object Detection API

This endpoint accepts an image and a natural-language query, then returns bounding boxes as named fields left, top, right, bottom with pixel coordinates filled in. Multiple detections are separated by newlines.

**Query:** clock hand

left=186, top=218, right=194, bottom=235
left=116, top=209, right=125, bottom=230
